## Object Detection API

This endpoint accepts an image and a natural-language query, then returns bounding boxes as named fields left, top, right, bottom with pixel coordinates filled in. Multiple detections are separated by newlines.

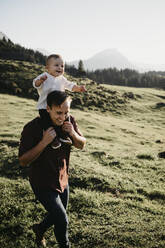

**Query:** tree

left=78, top=60, right=86, bottom=76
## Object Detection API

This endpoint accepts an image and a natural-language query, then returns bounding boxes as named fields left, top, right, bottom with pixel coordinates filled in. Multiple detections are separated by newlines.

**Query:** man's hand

left=41, top=127, right=56, bottom=146
left=62, top=121, right=75, bottom=136
left=19, top=126, right=56, bottom=167
left=62, top=121, right=86, bottom=149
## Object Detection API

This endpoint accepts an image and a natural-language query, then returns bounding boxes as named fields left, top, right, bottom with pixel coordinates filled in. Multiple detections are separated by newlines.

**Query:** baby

left=33, top=54, right=86, bottom=149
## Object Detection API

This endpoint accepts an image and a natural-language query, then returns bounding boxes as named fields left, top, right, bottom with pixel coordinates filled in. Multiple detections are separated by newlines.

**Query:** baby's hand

left=35, top=75, right=47, bottom=87
left=72, top=85, right=87, bottom=93
left=79, top=85, right=86, bottom=92
left=40, top=75, right=47, bottom=83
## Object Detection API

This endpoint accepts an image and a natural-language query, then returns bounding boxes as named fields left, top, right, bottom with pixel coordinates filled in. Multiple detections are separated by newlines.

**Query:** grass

left=0, top=83, right=165, bottom=248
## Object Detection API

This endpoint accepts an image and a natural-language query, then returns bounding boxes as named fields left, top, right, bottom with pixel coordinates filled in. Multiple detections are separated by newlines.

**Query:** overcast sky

left=0, top=0, right=165, bottom=67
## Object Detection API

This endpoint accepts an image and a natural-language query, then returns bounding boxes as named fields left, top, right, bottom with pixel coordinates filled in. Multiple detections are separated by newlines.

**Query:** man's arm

left=19, top=127, right=56, bottom=167
left=62, top=121, right=86, bottom=149
left=70, top=130, right=86, bottom=149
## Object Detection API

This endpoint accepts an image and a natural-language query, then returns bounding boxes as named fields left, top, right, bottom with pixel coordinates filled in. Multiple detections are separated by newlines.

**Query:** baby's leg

left=39, top=109, right=52, bottom=130
left=39, top=109, right=61, bottom=149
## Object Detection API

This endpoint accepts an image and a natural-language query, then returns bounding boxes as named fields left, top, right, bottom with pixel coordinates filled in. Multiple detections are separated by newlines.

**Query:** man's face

left=47, top=99, right=70, bottom=126
left=46, top=57, right=64, bottom=77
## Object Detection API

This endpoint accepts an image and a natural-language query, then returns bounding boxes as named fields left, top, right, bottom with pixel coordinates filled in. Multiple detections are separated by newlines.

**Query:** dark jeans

left=31, top=184, right=70, bottom=248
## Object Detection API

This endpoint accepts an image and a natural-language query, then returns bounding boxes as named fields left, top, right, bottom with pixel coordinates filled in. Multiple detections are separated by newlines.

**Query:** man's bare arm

left=70, top=130, right=86, bottom=149
left=19, top=127, right=56, bottom=167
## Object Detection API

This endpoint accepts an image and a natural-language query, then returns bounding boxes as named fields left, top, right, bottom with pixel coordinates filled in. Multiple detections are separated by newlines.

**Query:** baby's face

left=46, top=57, right=64, bottom=77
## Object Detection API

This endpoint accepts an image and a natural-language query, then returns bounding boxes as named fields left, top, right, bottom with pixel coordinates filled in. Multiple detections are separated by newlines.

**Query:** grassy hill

left=0, top=80, right=165, bottom=247
left=0, top=57, right=165, bottom=247
left=0, top=58, right=146, bottom=114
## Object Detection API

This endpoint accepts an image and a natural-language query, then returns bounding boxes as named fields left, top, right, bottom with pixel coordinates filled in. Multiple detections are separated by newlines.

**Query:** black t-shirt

left=19, top=116, right=82, bottom=192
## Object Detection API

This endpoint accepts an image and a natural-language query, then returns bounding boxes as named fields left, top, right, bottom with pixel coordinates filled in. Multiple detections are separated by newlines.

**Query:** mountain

left=68, top=48, right=137, bottom=71
left=0, top=31, right=9, bottom=41
left=1, top=30, right=164, bottom=72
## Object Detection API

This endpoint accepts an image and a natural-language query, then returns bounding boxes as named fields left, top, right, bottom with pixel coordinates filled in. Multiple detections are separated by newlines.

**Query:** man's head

left=46, top=91, right=72, bottom=126
left=46, top=54, right=64, bottom=77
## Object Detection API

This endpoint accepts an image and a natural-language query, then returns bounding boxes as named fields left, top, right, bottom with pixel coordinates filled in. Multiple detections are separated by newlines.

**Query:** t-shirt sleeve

left=63, top=76, right=76, bottom=91
left=18, top=124, right=36, bottom=157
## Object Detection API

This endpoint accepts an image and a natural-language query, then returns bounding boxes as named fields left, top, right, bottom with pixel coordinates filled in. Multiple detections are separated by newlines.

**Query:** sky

left=0, top=0, right=165, bottom=68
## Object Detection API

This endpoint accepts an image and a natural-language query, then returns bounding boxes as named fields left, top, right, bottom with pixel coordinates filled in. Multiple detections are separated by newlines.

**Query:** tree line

left=86, top=67, right=165, bottom=89
left=0, top=37, right=165, bottom=89
left=0, top=37, right=46, bottom=65
left=0, top=38, right=85, bottom=77
left=65, top=62, right=165, bottom=89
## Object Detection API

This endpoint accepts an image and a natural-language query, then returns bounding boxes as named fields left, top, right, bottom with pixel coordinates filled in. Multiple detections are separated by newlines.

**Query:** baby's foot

left=51, top=137, right=61, bottom=149
left=59, top=137, right=72, bottom=145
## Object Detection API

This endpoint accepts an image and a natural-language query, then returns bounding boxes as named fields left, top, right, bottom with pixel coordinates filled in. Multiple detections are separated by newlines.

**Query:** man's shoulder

left=23, top=117, right=42, bottom=132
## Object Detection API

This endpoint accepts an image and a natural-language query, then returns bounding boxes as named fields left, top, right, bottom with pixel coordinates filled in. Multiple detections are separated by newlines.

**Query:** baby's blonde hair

left=46, top=54, right=63, bottom=66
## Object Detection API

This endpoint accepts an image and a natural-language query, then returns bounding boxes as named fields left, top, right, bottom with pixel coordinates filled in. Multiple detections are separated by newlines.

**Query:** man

left=19, top=91, right=86, bottom=248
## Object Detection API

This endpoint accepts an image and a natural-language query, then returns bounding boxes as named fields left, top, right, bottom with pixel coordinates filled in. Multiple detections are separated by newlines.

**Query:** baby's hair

left=46, top=54, right=63, bottom=65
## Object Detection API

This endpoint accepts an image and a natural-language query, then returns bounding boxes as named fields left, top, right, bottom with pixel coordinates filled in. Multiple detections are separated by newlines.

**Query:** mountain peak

left=69, top=48, right=135, bottom=71
left=96, top=48, right=118, bottom=54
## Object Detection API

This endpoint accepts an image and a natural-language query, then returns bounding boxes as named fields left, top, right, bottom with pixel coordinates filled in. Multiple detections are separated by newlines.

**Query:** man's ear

left=46, top=105, right=50, bottom=113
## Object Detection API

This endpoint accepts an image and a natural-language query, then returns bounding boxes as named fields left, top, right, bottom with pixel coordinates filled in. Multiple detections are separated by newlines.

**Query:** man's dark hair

left=47, top=91, right=71, bottom=108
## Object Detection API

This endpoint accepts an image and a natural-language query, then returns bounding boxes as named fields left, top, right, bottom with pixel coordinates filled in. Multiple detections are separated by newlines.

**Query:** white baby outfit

left=33, top=72, right=76, bottom=109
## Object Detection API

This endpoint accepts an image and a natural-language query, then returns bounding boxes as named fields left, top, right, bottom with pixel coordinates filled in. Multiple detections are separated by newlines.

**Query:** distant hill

left=0, top=31, right=164, bottom=90
left=0, top=59, right=137, bottom=114
left=0, top=31, right=46, bottom=65
left=0, top=31, right=9, bottom=41
left=68, top=49, right=165, bottom=73
left=69, top=48, right=137, bottom=71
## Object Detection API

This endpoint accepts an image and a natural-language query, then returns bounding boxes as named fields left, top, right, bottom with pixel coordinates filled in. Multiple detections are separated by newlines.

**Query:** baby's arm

left=72, top=85, right=86, bottom=93
left=63, top=76, right=86, bottom=93
left=34, top=75, right=47, bottom=87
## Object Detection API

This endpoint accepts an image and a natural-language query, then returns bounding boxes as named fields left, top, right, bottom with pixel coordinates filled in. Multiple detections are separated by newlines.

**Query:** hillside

left=0, top=35, right=165, bottom=89
left=0, top=58, right=141, bottom=114
left=0, top=37, right=46, bottom=65
left=0, top=82, right=165, bottom=247
left=0, top=31, right=9, bottom=41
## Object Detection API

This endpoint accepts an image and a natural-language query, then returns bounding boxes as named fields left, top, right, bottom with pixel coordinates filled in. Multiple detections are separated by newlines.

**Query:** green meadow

left=0, top=83, right=165, bottom=247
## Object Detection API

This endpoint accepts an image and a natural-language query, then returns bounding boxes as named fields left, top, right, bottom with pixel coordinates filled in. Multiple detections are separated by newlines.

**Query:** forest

left=0, top=37, right=165, bottom=90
